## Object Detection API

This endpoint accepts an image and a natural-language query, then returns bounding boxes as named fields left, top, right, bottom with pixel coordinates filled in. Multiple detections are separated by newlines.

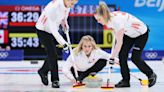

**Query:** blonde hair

left=95, top=1, right=111, bottom=22
left=74, top=35, right=99, bottom=55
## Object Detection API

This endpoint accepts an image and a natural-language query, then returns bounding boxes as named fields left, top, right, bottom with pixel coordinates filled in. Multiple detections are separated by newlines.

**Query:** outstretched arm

left=61, top=10, right=70, bottom=33
left=62, top=56, right=76, bottom=83
left=46, top=2, right=68, bottom=46
left=110, top=29, right=125, bottom=59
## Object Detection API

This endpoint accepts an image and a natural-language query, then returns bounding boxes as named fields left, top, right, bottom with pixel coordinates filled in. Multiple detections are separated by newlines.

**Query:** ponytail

left=95, top=1, right=111, bottom=22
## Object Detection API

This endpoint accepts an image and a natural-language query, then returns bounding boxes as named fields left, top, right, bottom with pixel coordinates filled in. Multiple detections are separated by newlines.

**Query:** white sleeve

left=47, top=20, right=67, bottom=46
left=113, top=20, right=125, bottom=32
left=98, top=49, right=111, bottom=60
left=62, top=56, right=75, bottom=80
left=61, top=9, right=70, bottom=30
left=64, top=9, right=70, bottom=23
left=46, top=2, right=67, bottom=46
left=98, top=49, right=119, bottom=63
left=112, top=14, right=126, bottom=32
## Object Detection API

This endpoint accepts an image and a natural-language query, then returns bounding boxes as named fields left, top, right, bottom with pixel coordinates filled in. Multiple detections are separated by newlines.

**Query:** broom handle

left=106, top=65, right=113, bottom=86
left=107, top=79, right=110, bottom=86
left=65, top=31, right=78, bottom=78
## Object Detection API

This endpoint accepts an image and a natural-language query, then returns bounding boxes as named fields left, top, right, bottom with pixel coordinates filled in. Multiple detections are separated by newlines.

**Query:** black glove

left=108, top=58, right=115, bottom=65
left=63, top=44, right=69, bottom=53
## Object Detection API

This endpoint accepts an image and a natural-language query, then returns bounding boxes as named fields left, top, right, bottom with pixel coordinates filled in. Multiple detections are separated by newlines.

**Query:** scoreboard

left=0, top=5, right=116, bottom=60
left=68, top=4, right=116, bottom=48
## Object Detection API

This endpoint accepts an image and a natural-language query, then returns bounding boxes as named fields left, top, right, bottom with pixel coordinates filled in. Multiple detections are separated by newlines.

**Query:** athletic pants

left=119, top=30, right=153, bottom=82
left=36, top=29, right=59, bottom=82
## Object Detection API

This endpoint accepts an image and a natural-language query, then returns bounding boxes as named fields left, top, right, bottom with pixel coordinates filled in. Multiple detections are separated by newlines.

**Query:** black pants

left=36, top=29, right=59, bottom=82
left=71, top=59, right=107, bottom=81
left=119, top=31, right=153, bottom=82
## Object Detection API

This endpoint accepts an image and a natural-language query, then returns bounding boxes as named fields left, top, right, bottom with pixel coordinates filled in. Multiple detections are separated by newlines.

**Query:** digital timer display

left=0, top=5, right=116, bottom=60
left=10, top=12, right=39, bottom=22
left=10, top=37, right=39, bottom=48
